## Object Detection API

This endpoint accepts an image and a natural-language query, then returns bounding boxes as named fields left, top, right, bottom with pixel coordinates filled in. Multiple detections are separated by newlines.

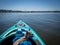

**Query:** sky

left=0, top=0, right=60, bottom=11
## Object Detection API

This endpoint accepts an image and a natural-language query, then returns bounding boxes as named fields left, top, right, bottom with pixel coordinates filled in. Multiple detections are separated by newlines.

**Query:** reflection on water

left=0, top=13, right=60, bottom=45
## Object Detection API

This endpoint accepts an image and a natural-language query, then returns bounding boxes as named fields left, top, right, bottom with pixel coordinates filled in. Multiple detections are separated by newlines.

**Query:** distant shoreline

left=0, top=10, right=60, bottom=13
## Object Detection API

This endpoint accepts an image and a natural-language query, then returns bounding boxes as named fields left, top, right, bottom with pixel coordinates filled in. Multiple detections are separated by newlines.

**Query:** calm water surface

left=0, top=13, right=60, bottom=45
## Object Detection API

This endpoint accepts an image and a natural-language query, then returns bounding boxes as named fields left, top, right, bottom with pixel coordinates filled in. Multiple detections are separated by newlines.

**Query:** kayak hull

left=0, top=20, right=45, bottom=45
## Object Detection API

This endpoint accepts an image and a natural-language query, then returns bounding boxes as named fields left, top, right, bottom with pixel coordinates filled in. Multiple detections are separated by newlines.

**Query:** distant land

left=0, top=9, right=60, bottom=13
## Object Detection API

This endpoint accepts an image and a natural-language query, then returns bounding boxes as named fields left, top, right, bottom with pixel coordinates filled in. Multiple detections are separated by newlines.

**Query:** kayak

left=0, top=20, right=45, bottom=45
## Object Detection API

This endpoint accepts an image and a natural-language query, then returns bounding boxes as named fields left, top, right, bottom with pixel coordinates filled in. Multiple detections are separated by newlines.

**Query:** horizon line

left=0, top=9, right=60, bottom=11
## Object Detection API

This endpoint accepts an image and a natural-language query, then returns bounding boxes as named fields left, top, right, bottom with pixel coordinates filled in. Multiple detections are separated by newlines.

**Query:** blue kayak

left=0, top=20, right=46, bottom=45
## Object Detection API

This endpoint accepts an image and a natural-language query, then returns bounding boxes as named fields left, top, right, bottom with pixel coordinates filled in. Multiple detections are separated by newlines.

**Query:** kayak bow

left=0, top=20, right=46, bottom=45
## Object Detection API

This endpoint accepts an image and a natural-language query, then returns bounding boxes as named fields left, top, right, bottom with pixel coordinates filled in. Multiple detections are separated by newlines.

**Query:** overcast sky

left=0, top=0, right=60, bottom=11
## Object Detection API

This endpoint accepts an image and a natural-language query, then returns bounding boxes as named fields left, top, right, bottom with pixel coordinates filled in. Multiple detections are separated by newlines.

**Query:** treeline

left=0, top=10, right=22, bottom=13
left=0, top=9, right=60, bottom=13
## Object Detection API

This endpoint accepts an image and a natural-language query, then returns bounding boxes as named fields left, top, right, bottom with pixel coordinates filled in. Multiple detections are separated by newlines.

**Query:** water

left=0, top=13, right=60, bottom=45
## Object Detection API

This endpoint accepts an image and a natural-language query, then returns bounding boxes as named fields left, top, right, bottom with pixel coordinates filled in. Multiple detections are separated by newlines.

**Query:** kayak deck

left=0, top=20, right=45, bottom=45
